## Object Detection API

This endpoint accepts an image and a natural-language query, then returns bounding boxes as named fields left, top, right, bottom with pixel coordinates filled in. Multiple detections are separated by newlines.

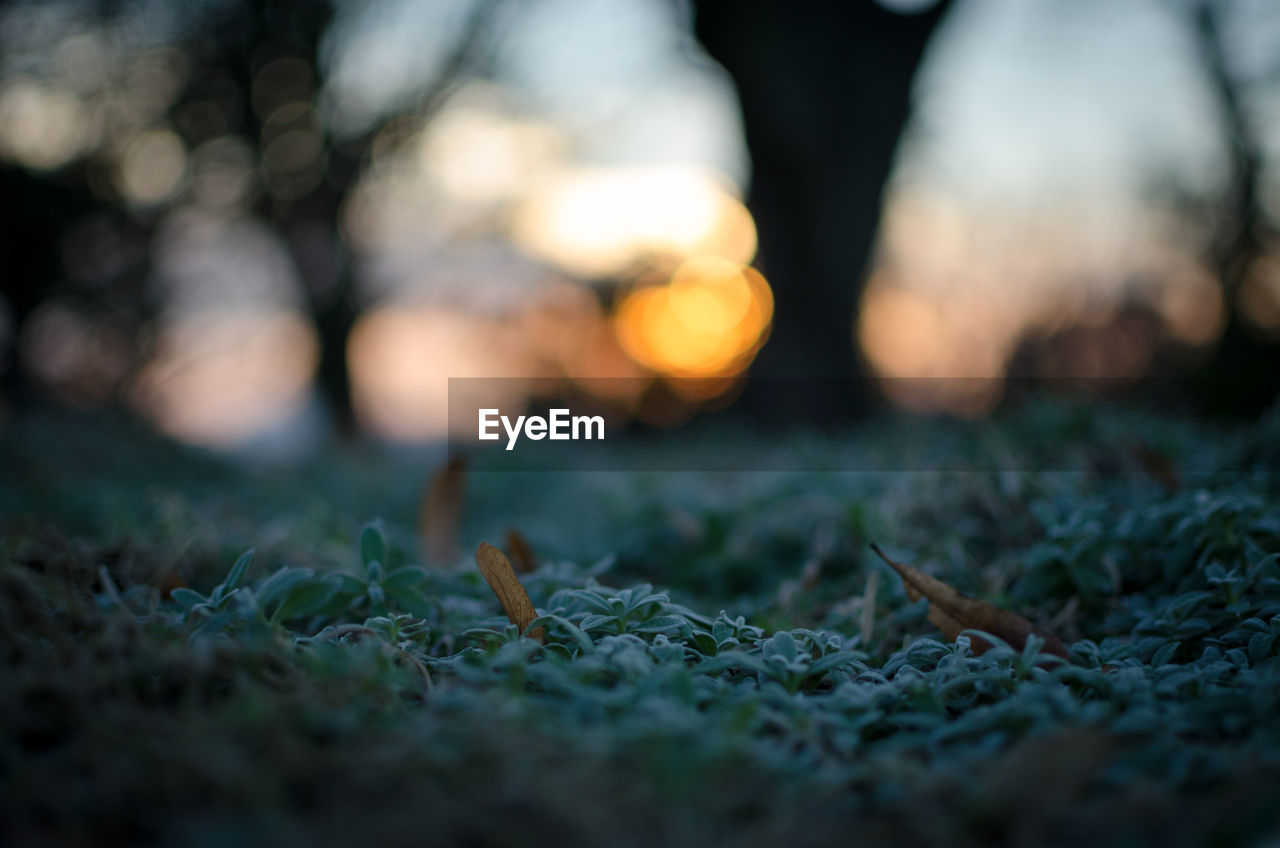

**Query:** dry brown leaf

left=776, top=557, right=820, bottom=612
left=1127, top=440, right=1180, bottom=493
left=870, top=543, right=1069, bottom=661
left=475, top=542, right=545, bottom=642
left=798, top=556, right=824, bottom=591
left=504, top=528, right=539, bottom=574
left=420, top=454, right=467, bottom=566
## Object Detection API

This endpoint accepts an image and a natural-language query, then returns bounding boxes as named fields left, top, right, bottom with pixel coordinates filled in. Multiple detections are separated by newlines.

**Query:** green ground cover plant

left=2, top=400, right=1279, bottom=846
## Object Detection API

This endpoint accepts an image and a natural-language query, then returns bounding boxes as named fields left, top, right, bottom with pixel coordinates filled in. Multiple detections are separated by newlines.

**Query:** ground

left=2, top=398, right=1280, bottom=846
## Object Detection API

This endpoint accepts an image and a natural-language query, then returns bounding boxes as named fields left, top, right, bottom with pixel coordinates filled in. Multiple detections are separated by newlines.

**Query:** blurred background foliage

left=1, top=0, right=1280, bottom=456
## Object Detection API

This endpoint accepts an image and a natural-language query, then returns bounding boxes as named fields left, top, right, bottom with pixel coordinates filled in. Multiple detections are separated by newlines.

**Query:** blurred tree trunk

left=254, top=0, right=502, bottom=438
left=1189, top=0, right=1280, bottom=414
left=206, top=0, right=502, bottom=438
left=693, top=0, right=950, bottom=419
left=208, top=0, right=364, bottom=435
left=0, top=166, right=67, bottom=407
left=0, top=0, right=507, bottom=437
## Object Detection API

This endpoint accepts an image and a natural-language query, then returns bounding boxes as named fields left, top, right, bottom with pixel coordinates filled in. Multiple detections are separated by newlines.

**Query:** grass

left=2, top=398, right=1280, bottom=846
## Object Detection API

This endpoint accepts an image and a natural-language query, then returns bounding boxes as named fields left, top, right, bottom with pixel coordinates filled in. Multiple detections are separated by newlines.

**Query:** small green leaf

left=1151, top=641, right=1181, bottom=667
left=568, top=590, right=616, bottom=615
left=699, top=650, right=771, bottom=677
left=691, top=631, right=718, bottom=657
left=578, top=614, right=616, bottom=632
left=528, top=614, right=596, bottom=654
left=383, top=565, right=429, bottom=589
left=257, top=567, right=315, bottom=611
left=387, top=585, right=435, bottom=619
left=764, top=631, right=798, bottom=662
left=315, top=589, right=362, bottom=619
left=188, top=610, right=240, bottom=641
left=1248, top=632, right=1275, bottom=664
left=276, top=580, right=341, bottom=621
left=808, top=651, right=863, bottom=678
left=223, top=549, right=255, bottom=592
left=170, top=587, right=207, bottom=611
left=361, top=521, right=387, bottom=568
left=631, top=616, right=690, bottom=634
left=331, top=573, right=367, bottom=594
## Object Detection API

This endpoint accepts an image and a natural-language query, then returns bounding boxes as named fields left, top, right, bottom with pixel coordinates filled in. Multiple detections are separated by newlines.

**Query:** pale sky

left=907, top=0, right=1229, bottom=205
left=324, top=0, right=1278, bottom=215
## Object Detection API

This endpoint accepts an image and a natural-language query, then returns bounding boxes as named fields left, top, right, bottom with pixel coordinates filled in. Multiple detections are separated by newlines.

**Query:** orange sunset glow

left=855, top=187, right=1242, bottom=412
left=614, top=255, right=773, bottom=381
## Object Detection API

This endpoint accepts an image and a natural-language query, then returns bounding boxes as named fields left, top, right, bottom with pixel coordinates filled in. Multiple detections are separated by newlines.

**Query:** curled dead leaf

left=504, top=528, right=538, bottom=574
left=475, top=542, right=545, bottom=642
left=870, top=543, right=1069, bottom=661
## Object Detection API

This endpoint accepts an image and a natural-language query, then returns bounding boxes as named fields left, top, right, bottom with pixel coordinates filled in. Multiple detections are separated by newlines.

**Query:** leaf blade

left=870, top=543, right=1069, bottom=661
left=474, top=542, right=544, bottom=642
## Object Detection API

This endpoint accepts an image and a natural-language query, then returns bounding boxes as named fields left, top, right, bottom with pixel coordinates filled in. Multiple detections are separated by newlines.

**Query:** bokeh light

left=4, top=0, right=1278, bottom=446
left=131, top=311, right=318, bottom=447
left=115, top=127, right=187, bottom=205
left=614, top=256, right=772, bottom=380
left=1154, top=261, right=1226, bottom=346
left=859, top=184, right=1238, bottom=411
left=0, top=78, right=95, bottom=170
left=347, top=305, right=531, bottom=441
left=418, top=93, right=565, bottom=205
left=346, top=282, right=652, bottom=442
left=511, top=167, right=757, bottom=279
left=19, top=301, right=129, bottom=405
left=1239, top=254, right=1280, bottom=333
left=189, top=135, right=257, bottom=207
